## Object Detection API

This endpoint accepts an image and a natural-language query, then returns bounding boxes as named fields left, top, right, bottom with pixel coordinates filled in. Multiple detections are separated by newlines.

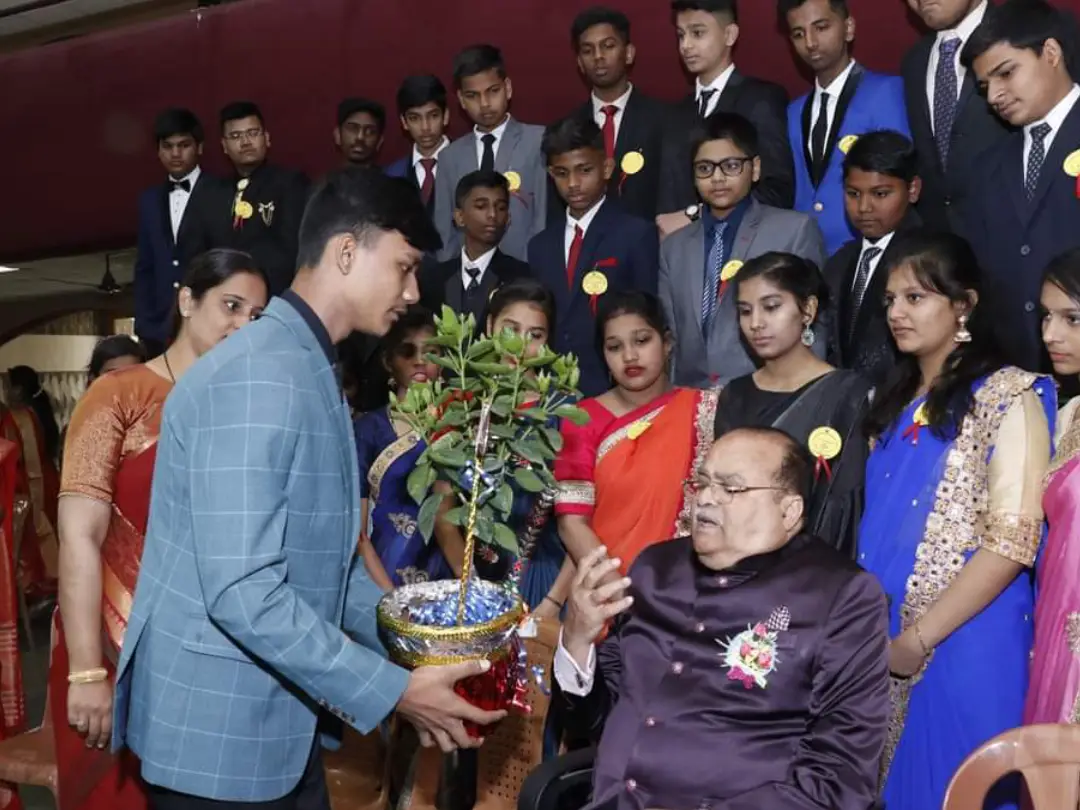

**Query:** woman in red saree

left=554, top=291, right=717, bottom=575
left=0, top=438, right=25, bottom=810
left=54, top=249, right=267, bottom=810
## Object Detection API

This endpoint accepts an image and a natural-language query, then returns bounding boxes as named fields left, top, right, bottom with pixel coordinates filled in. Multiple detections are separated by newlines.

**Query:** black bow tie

left=170, top=179, right=191, bottom=193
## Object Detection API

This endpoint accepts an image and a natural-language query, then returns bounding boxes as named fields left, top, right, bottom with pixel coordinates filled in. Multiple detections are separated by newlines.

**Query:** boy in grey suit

left=433, top=44, right=547, bottom=262
left=660, top=113, right=826, bottom=388
left=114, top=169, right=504, bottom=809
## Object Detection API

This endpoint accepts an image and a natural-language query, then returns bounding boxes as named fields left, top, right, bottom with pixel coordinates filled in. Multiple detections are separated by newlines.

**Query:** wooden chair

left=943, top=723, right=1080, bottom=809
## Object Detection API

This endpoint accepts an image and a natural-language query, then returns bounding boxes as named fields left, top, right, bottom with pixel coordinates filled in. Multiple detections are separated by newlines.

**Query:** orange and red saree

left=554, top=387, right=717, bottom=573
left=0, top=439, right=25, bottom=810
left=51, top=364, right=172, bottom=810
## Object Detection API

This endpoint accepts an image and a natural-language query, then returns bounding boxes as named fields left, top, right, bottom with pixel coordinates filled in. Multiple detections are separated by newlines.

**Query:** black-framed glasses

left=225, top=127, right=264, bottom=143
left=685, top=476, right=786, bottom=504
left=391, top=341, right=440, bottom=361
left=693, top=157, right=754, bottom=179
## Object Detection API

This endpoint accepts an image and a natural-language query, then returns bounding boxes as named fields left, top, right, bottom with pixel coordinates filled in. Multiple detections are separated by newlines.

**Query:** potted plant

left=376, top=306, right=587, bottom=732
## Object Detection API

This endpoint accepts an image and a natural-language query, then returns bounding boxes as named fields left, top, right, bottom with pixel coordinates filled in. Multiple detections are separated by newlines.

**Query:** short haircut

left=671, top=0, right=738, bottom=25
left=297, top=168, right=441, bottom=269
left=454, top=170, right=510, bottom=209
left=542, top=115, right=605, bottom=162
left=396, top=75, right=448, bottom=116
left=690, top=112, right=759, bottom=161
left=960, top=0, right=1074, bottom=72
left=777, top=0, right=848, bottom=22
left=337, top=97, right=386, bottom=132
left=154, top=108, right=204, bottom=145
left=727, top=426, right=813, bottom=503
left=570, top=6, right=632, bottom=47
left=842, top=130, right=918, bottom=182
left=219, top=101, right=263, bottom=132
left=453, top=44, right=506, bottom=87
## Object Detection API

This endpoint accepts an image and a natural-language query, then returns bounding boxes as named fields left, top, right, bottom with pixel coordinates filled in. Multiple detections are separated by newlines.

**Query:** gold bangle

left=913, top=624, right=932, bottom=657
left=67, top=668, right=108, bottom=685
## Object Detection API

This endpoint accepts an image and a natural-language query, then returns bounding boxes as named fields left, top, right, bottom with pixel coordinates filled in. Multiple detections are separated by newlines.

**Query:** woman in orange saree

left=54, top=249, right=267, bottom=810
left=554, top=291, right=717, bottom=576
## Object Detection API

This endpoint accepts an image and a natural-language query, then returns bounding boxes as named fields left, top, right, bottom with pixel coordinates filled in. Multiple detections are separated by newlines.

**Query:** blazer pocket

left=181, top=638, right=259, bottom=664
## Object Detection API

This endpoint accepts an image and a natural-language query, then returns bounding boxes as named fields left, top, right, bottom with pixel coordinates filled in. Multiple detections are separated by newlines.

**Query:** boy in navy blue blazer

left=962, top=0, right=1080, bottom=371
left=528, top=115, right=659, bottom=396
left=780, top=0, right=909, bottom=256
left=384, top=75, right=451, bottom=217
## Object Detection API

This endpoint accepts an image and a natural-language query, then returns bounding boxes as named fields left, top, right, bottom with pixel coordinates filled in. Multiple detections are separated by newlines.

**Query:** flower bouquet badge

left=376, top=306, right=588, bottom=736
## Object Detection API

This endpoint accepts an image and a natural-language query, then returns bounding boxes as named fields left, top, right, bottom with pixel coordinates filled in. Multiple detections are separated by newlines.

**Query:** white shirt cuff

left=553, top=628, right=596, bottom=696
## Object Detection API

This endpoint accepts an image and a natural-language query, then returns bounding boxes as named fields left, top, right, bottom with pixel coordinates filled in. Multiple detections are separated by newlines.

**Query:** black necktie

left=698, top=89, right=717, bottom=118
left=1025, top=122, right=1053, bottom=201
left=811, top=91, right=830, bottom=182
left=465, top=267, right=481, bottom=295
left=480, top=134, right=496, bottom=173
left=170, top=179, right=191, bottom=193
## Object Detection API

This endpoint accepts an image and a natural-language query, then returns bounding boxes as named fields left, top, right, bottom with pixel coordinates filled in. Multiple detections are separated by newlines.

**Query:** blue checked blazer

left=112, top=297, right=410, bottom=802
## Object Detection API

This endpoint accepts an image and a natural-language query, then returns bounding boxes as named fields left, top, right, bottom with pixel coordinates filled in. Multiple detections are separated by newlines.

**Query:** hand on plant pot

left=398, top=659, right=508, bottom=752
left=562, top=546, right=633, bottom=669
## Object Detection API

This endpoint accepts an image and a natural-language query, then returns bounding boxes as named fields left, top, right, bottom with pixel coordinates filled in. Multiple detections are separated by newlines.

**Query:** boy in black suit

left=962, top=0, right=1080, bottom=371
left=825, top=130, right=922, bottom=387
left=385, top=76, right=451, bottom=215
left=528, top=115, right=659, bottom=396
left=420, top=170, right=530, bottom=328
left=334, top=97, right=385, bottom=168
left=657, top=0, right=794, bottom=237
left=569, top=6, right=669, bottom=220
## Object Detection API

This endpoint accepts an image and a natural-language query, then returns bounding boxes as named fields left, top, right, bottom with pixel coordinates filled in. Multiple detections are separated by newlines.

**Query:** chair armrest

left=518, top=746, right=597, bottom=810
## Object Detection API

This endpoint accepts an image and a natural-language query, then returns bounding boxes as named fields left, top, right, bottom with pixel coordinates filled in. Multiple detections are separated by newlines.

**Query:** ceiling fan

left=5, top=253, right=132, bottom=296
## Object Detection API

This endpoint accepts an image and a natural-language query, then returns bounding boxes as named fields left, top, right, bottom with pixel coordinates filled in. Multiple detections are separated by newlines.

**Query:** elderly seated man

left=554, top=426, right=889, bottom=810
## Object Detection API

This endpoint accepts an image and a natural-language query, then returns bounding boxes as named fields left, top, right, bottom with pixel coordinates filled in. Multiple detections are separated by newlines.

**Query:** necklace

left=163, top=351, right=176, bottom=383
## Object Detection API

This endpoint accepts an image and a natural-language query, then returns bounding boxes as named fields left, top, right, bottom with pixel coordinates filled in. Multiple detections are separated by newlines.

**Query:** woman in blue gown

left=355, top=307, right=459, bottom=589
left=859, top=233, right=1054, bottom=809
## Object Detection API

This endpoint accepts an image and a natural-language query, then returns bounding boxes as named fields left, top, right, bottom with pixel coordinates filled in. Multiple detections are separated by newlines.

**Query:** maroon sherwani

left=557, top=533, right=889, bottom=810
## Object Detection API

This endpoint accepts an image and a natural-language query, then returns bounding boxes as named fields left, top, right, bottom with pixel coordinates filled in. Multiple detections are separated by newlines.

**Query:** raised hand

left=562, top=546, right=633, bottom=667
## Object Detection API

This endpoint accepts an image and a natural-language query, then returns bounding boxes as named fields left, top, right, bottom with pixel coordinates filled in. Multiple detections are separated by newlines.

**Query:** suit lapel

left=1003, top=135, right=1029, bottom=224
left=176, top=173, right=206, bottom=247
left=730, top=199, right=763, bottom=263
left=910, top=38, right=937, bottom=170
left=159, top=184, right=176, bottom=250
left=801, top=95, right=815, bottom=186
left=1026, top=101, right=1080, bottom=220
left=495, top=119, right=523, bottom=173
left=444, top=260, right=465, bottom=313
left=615, top=90, right=643, bottom=156
left=678, top=222, right=706, bottom=333
left=819, top=64, right=864, bottom=182
left=575, top=202, right=616, bottom=282
left=717, top=70, right=745, bottom=113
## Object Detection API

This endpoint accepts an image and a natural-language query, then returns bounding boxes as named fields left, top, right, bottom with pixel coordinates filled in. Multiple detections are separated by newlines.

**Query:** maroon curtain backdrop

left=1, top=0, right=1078, bottom=263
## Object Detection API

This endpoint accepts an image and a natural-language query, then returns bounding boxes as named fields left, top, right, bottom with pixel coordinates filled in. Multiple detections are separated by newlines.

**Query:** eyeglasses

left=391, top=342, right=440, bottom=361
left=693, top=157, right=754, bottom=179
left=225, top=127, right=264, bottom=143
left=685, top=476, right=787, bottom=504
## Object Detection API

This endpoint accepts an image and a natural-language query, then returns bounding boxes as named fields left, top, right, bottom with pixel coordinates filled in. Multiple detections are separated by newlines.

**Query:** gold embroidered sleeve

left=556, top=480, right=595, bottom=508
left=981, top=389, right=1050, bottom=567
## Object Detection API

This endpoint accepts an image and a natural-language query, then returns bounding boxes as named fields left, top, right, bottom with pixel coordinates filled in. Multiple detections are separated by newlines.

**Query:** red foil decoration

left=451, top=635, right=531, bottom=738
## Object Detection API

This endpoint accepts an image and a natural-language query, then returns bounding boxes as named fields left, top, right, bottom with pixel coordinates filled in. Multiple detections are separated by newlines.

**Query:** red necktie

left=419, top=158, right=436, bottom=206
left=566, top=224, right=584, bottom=288
left=601, top=105, right=618, bottom=161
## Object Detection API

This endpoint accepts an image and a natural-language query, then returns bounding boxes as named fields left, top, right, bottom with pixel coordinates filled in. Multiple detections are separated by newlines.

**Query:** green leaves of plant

left=513, top=467, right=545, bottom=493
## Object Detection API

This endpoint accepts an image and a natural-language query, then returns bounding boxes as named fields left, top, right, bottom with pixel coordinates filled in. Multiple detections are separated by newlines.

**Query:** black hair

left=337, top=97, right=386, bottom=133
left=7, top=365, right=59, bottom=462
left=396, top=75, right=449, bottom=116
left=219, top=101, right=264, bottom=132
left=596, top=290, right=671, bottom=353
left=542, top=115, right=606, bottom=162
left=453, top=44, right=507, bottom=88
left=842, top=130, right=919, bottom=183
left=690, top=112, right=759, bottom=162
left=864, top=231, right=1006, bottom=441
left=571, top=6, right=632, bottom=47
left=1042, top=246, right=1080, bottom=307
left=487, top=278, right=558, bottom=336
left=777, top=0, right=848, bottom=22
left=296, top=168, right=442, bottom=269
left=733, top=251, right=830, bottom=323
left=671, top=0, right=738, bottom=24
left=88, top=335, right=146, bottom=381
left=381, top=306, right=436, bottom=363
left=960, top=0, right=1076, bottom=74
left=169, top=248, right=269, bottom=342
left=454, top=170, right=510, bottom=209
left=153, top=108, right=204, bottom=145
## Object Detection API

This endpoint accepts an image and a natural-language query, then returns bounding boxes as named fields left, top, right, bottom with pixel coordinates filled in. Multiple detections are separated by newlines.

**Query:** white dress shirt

left=412, top=137, right=450, bottom=188
left=695, top=64, right=736, bottom=118
left=473, top=116, right=512, bottom=167
left=925, top=0, right=988, bottom=131
left=1024, top=84, right=1080, bottom=169
left=168, top=165, right=201, bottom=240
left=592, top=84, right=634, bottom=147
left=553, top=628, right=596, bottom=696
left=564, top=197, right=606, bottom=264
left=852, top=230, right=897, bottom=294
left=808, top=60, right=858, bottom=153
left=461, top=245, right=497, bottom=289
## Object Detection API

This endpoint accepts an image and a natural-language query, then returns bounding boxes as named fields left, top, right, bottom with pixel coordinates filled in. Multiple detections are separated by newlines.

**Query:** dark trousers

left=146, top=745, right=330, bottom=810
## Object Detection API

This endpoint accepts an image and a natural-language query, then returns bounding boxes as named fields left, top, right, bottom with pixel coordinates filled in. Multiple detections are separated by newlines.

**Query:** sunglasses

left=391, top=341, right=440, bottom=361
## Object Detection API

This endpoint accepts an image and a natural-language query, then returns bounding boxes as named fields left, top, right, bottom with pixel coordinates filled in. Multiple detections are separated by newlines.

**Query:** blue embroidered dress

left=858, top=368, right=1054, bottom=809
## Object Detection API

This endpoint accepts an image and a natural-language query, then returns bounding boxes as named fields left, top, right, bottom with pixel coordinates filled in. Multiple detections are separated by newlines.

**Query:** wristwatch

left=684, top=204, right=702, bottom=221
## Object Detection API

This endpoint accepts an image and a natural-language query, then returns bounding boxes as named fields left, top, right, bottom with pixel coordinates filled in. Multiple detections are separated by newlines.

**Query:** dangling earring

left=954, top=314, right=972, bottom=343
left=801, top=323, right=816, bottom=347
